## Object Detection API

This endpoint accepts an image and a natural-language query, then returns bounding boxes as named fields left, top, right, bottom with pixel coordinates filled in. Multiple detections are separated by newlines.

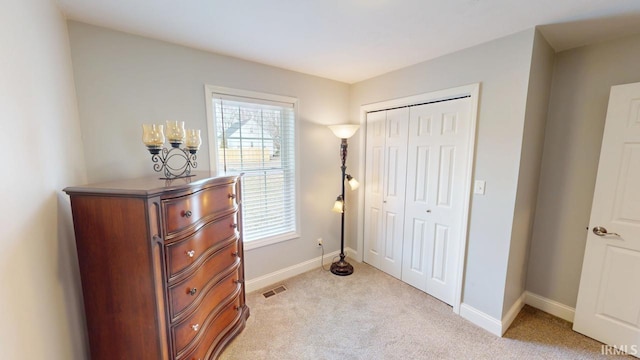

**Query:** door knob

left=592, top=226, right=621, bottom=237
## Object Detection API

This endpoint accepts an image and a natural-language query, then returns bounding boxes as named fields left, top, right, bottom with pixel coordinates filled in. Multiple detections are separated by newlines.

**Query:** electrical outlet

left=316, top=238, right=323, bottom=247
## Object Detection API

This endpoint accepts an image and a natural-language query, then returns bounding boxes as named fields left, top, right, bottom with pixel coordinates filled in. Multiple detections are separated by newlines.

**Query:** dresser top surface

left=64, top=171, right=240, bottom=197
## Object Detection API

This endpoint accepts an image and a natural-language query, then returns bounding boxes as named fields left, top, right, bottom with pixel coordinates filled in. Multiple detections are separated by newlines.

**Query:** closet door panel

left=364, top=111, right=387, bottom=268
left=403, top=109, right=437, bottom=291
left=402, top=98, right=471, bottom=305
left=437, top=146, right=456, bottom=207
left=379, top=107, right=409, bottom=279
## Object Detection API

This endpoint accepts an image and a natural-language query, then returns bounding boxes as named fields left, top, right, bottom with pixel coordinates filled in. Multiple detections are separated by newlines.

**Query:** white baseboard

left=245, top=248, right=357, bottom=293
left=462, top=291, right=575, bottom=336
left=346, top=247, right=357, bottom=261
left=460, top=292, right=574, bottom=336
left=460, top=303, right=503, bottom=337
left=524, top=291, right=575, bottom=322
left=502, top=292, right=526, bottom=335
left=461, top=293, right=530, bottom=336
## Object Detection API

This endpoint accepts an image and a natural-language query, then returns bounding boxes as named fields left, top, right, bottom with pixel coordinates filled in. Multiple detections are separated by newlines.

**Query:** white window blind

left=212, top=94, right=297, bottom=243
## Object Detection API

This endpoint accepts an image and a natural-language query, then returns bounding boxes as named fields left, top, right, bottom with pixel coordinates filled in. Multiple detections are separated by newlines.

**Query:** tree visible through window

left=211, top=93, right=297, bottom=245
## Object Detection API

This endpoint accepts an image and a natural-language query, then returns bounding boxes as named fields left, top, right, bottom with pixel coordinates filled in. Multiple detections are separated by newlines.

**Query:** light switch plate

left=474, top=180, right=486, bottom=195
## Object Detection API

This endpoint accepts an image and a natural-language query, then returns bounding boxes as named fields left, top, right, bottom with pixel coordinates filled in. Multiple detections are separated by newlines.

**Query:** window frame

left=204, top=85, right=300, bottom=250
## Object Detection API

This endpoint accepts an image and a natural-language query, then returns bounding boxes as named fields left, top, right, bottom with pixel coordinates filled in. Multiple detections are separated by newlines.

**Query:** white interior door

left=401, top=98, right=472, bottom=305
left=380, top=107, right=409, bottom=278
left=363, top=110, right=386, bottom=270
left=573, top=82, right=640, bottom=356
left=363, top=108, right=409, bottom=279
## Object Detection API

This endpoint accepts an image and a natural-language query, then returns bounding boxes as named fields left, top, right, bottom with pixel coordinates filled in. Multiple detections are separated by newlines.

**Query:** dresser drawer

left=173, top=274, right=242, bottom=357
left=166, top=212, right=239, bottom=280
left=163, top=183, right=237, bottom=237
left=168, top=242, right=241, bottom=319
left=180, top=295, right=243, bottom=360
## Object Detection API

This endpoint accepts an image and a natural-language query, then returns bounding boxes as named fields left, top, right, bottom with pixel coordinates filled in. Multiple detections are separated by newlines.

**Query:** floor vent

left=262, top=285, right=287, bottom=298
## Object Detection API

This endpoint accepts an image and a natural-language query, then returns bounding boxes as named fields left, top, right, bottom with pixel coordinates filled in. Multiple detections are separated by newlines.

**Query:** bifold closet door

left=363, top=107, right=409, bottom=279
left=401, top=97, right=472, bottom=305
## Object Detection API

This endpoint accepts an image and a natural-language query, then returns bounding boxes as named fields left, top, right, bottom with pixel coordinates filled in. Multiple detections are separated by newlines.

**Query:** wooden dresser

left=64, top=172, right=249, bottom=360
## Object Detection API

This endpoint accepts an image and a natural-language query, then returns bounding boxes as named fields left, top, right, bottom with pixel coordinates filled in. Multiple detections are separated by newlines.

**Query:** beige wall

left=526, top=32, right=640, bottom=307
left=350, top=29, right=536, bottom=319
left=67, top=21, right=351, bottom=280
left=503, top=30, right=555, bottom=317
left=0, top=0, right=88, bottom=359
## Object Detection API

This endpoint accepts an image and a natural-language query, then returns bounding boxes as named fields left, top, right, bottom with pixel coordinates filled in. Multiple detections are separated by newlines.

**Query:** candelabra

left=142, top=121, right=202, bottom=179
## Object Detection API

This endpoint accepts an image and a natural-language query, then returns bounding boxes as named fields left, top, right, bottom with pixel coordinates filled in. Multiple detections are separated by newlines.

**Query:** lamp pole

left=331, top=138, right=354, bottom=276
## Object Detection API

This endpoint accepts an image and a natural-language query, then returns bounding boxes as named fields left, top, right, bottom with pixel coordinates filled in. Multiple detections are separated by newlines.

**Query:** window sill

left=244, top=231, right=300, bottom=251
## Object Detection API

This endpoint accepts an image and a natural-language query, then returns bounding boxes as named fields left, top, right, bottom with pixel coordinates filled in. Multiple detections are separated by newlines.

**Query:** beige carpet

left=220, top=260, right=629, bottom=359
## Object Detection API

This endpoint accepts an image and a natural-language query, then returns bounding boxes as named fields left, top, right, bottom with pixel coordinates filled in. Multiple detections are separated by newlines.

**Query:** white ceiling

left=56, top=0, right=640, bottom=84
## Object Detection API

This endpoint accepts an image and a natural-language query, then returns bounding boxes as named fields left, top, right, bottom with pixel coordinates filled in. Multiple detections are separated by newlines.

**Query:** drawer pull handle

left=183, top=210, right=192, bottom=218
left=234, top=305, right=242, bottom=311
left=230, top=223, right=238, bottom=229
left=188, top=288, right=197, bottom=296
left=234, top=279, right=244, bottom=284
left=191, top=324, right=200, bottom=332
left=232, top=251, right=239, bottom=257
left=186, top=250, right=196, bottom=258
left=228, top=193, right=236, bottom=199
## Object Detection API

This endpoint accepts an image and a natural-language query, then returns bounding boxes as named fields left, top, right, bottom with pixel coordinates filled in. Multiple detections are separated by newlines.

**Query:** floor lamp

left=328, top=124, right=360, bottom=276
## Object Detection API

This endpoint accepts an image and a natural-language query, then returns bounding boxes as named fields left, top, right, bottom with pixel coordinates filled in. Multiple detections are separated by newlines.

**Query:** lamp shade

left=328, top=124, right=360, bottom=139
left=347, top=176, right=360, bottom=191
left=332, top=196, right=344, bottom=213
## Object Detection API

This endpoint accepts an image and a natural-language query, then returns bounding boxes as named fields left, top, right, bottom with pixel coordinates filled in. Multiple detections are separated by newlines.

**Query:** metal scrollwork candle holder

left=142, top=122, right=202, bottom=179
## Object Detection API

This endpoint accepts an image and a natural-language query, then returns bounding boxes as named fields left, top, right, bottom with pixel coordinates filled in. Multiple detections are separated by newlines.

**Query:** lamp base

left=330, top=259, right=354, bottom=276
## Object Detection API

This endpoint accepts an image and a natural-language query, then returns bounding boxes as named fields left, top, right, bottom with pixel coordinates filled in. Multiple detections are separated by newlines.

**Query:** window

left=205, top=86, right=298, bottom=249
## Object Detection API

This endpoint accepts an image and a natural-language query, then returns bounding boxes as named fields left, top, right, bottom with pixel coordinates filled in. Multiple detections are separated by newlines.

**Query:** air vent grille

left=262, top=285, right=287, bottom=298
